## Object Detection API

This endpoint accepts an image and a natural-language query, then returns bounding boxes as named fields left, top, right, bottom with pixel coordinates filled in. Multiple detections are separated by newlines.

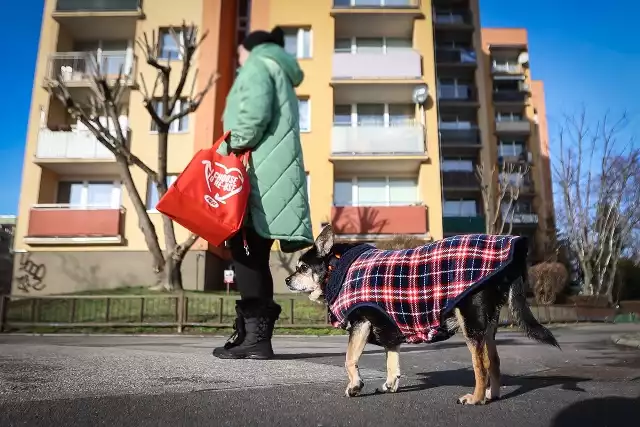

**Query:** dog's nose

left=285, top=276, right=291, bottom=286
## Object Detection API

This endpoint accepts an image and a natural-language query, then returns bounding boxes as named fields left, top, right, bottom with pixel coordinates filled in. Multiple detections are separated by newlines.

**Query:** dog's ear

left=315, top=224, right=335, bottom=257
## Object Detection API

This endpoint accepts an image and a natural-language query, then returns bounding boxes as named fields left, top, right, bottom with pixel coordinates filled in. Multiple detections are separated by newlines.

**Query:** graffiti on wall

left=15, top=253, right=47, bottom=293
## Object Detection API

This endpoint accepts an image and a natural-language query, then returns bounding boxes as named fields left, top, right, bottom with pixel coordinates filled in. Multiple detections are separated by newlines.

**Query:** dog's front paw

left=456, top=393, right=486, bottom=406
left=485, top=387, right=500, bottom=402
left=345, top=380, right=364, bottom=397
left=380, top=376, right=399, bottom=393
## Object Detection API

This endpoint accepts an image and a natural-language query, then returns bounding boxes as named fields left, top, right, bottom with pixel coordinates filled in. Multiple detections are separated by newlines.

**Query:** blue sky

left=0, top=0, right=638, bottom=214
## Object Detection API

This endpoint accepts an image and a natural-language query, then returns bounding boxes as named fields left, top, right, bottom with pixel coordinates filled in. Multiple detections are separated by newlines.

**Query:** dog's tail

left=507, top=274, right=561, bottom=349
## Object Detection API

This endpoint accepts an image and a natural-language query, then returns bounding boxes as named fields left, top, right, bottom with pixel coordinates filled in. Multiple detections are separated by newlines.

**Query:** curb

left=611, top=334, right=640, bottom=349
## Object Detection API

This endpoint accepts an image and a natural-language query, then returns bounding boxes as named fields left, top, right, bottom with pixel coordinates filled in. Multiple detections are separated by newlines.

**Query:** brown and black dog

left=285, top=226, right=560, bottom=405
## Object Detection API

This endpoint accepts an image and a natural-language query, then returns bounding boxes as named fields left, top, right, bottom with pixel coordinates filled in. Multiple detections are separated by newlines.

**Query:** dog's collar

left=323, top=243, right=376, bottom=306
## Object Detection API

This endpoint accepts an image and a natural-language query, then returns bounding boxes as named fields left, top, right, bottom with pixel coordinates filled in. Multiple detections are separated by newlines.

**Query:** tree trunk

left=156, top=256, right=184, bottom=292
left=117, top=158, right=166, bottom=281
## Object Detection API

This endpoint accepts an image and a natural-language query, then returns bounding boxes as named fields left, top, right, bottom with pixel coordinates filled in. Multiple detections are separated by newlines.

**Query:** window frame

left=298, top=97, right=311, bottom=132
left=332, top=103, right=416, bottom=127
left=146, top=175, right=179, bottom=212
left=55, top=180, right=121, bottom=209
left=282, top=27, right=313, bottom=59
left=157, top=27, right=191, bottom=61
left=149, top=98, right=190, bottom=133
left=333, top=177, right=419, bottom=207
left=442, top=198, right=478, bottom=217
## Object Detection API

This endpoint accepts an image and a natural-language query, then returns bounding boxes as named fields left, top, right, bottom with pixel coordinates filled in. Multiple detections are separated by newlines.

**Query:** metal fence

left=0, top=293, right=620, bottom=334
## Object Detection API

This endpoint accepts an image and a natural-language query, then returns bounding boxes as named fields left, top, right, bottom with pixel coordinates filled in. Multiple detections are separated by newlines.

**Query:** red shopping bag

left=156, top=131, right=250, bottom=246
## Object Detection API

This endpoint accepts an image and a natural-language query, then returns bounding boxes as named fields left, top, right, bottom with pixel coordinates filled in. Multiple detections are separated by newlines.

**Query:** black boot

left=212, top=299, right=281, bottom=360
left=220, top=302, right=246, bottom=351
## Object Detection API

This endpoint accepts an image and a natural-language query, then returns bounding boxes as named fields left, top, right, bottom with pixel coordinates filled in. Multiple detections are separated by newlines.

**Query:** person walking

left=212, top=26, right=314, bottom=360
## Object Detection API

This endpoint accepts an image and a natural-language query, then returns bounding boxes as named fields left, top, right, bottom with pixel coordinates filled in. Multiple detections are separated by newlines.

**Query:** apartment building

left=13, top=0, right=552, bottom=295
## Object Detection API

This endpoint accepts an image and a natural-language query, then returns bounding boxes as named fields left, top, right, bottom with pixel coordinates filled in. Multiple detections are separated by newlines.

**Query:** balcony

left=46, top=51, right=136, bottom=89
left=24, top=205, right=125, bottom=245
left=332, top=51, right=422, bottom=81
left=493, top=90, right=528, bottom=104
left=492, top=63, right=524, bottom=75
left=52, top=1, right=142, bottom=40
left=441, top=172, right=479, bottom=189
left=442, top=216, right=486, bottom=235
left=504, top=213, right=539, bottom=225
left=438, top=88, right=479, bottom=108
left=331, top=125, right=425, bottom=155
left=495, top=118, right=531, bottom=134
left=34, top=128, right=128, bottom=174
left=439, top=126, right=481, bottom=150
left=435, top=49, right=476, bottom=67
left=332, top=0, right=421, bottom=12
left=332, top=205, right=428, bottom=235
left=433, top=10, right=474, bottom=30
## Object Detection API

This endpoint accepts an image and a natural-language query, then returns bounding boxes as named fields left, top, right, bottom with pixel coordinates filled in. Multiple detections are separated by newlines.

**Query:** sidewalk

left=611, top=332, right=640, bottom=349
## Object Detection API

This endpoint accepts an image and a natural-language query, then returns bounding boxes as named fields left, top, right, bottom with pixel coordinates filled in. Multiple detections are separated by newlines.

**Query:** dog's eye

left=299, top=264, right=309, bottom=273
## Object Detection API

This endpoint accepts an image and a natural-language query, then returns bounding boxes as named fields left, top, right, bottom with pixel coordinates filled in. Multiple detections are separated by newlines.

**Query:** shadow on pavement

left=357, top=367, right=591, bottom=401
left=273, top=337, right=527, bottom=360
left=550, top=396, right=640, bottom=426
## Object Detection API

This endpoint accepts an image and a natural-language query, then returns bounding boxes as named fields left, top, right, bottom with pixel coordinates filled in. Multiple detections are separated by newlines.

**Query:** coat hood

left=249, top=43, right=304, bottom=87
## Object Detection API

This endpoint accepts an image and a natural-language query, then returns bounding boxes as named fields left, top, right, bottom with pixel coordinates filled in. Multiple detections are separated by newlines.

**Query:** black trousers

left=228, top=226, right=274, bottom=301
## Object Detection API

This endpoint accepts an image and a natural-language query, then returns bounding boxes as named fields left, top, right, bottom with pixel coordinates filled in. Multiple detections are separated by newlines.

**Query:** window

left=438, top=78, right=472, bottom=100
left=283, top=27, right=312, bottom=59
left=443, top=199, right=477, bottom=216
left=333, top=105, right=352, bottom=126
left=501, top=201, right=533, bottom=215
left=498, top=140, right=525, bottom=157
left=441, top=159, right=474, bottom=172
left=333, top=178, right=418, bottom=207
left=146, top=175, right=178, bottom=211
left=356, top=104, right=385, bottom=126
left=158, top=27, right=190, bottom=60
left=496, top=111, right=524, bottom=122
left=57, top=181, right=120, bottom=208
left=150, top=98, right=189, bottom=133
left=334, top=103, right=415, bottom=127
left=298, top=98, right=311, bottom=132
left=439, top=113, right=475, bottom=130
left=388, top=104, right=414, bottom=126
left=334, top=37, right=412, bottom=54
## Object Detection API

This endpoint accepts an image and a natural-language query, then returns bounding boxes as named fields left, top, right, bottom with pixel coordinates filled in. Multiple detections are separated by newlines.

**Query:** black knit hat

left=242, top=26, right=285, bottom=51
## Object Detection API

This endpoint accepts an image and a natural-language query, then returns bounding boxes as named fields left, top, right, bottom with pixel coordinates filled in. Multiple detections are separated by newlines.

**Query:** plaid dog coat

left=324, top=234, right=525, bottom=344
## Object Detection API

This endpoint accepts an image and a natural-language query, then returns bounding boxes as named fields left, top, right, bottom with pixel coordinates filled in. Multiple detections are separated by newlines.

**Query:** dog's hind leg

left=485, top=322, right=501, bottom=401
left=380, top=345, right=401, bottom=393
left=345, top=320, right=371, bottom=397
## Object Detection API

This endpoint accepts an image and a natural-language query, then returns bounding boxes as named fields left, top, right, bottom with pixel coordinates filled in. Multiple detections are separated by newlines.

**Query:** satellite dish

left=517, top=52, right=529, bottom=65
left=412, top=84, right=429, bottom=105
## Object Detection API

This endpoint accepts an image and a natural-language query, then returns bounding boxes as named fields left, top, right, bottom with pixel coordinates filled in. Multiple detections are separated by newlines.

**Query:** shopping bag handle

left=212, top=131, right=250, bottom=165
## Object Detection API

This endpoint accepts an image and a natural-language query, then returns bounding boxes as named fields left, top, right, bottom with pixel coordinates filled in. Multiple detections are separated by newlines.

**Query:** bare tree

left=48, top=22, right=218, bottom=291
left=476, top=160, right=531, bottom=235
left=554, top=109, right=640, bottom=302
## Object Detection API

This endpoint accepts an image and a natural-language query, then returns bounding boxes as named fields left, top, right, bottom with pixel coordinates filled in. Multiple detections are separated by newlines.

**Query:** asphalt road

left=1, top=324, right=640, bottom=427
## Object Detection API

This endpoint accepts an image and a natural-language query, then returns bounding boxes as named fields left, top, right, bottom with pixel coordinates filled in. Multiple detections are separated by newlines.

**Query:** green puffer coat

left=218, top=43, right=313, bottom=253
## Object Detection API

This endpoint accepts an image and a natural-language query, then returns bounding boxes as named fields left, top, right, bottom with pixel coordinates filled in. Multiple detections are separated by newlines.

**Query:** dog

left=285, top=225, right=560, bottom=405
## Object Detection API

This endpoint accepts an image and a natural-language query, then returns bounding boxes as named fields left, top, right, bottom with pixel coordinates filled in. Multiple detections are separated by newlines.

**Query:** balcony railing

left=331, top=125, right=425, bottom=155
left=442, top=171, right=479, bottom=188
left=493, top=90, right=527, bottom=103
left=435, top=48, right=476, bottom=64
left=47, top=51, right=136, bottom=85
left=492, top=63, right=523, bottom=74
left=332, top=51, right=422, bottom=80
left=332, top=205, right=428, bottom=235
left=26, top=205, right=124, bottom=242
left=55, top=0, right=141, bottom=12
left=36, top=129, right=129, bottom=160
left=439, top=126, right=481, bottom=146
left=503, top=212, right=539, bottom=225
left=433, top=11, right=473, bottom=25
left=495, top=118, right=531, bottom=133
left=333, top=0, right=420, bottom=8
left=442, top=216, right=486, bottom=234
left=438, top=86, right=477, bottom=103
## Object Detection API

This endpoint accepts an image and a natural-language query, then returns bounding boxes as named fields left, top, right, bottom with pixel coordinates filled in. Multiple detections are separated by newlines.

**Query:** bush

left=615, top=259, right=640, bottom=301
left=529, top=262, right=569, bottom=305
left=375, top=235, right=426, bottom=250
